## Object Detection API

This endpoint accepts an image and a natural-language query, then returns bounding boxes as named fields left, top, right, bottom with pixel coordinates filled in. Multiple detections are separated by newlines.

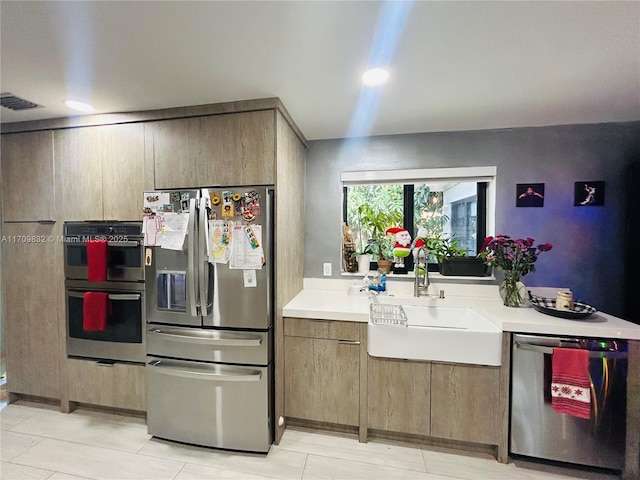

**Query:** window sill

left=341, top=271, right=496, bottom=282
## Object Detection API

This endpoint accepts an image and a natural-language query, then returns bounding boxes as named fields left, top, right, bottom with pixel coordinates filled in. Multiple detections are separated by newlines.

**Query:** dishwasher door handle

left=514, top=341, right=628, bottom=359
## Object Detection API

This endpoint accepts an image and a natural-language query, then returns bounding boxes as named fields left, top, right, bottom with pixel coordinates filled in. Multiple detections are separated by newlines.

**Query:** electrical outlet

left=323, top=262, right=332, bottom=276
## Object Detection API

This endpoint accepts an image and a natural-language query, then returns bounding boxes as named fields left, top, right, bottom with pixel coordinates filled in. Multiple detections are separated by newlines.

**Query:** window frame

left=341, top=167, right=496, bottom=272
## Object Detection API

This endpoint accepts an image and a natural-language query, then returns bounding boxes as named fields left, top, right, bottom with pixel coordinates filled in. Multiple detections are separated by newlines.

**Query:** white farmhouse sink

left=368, top=304, right=503, bottom=366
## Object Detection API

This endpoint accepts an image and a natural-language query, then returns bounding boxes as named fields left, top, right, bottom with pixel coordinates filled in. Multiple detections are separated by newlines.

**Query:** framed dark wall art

left=574, top=181, right=605, bottom=206
left=516, top=183, right=545, bottom=207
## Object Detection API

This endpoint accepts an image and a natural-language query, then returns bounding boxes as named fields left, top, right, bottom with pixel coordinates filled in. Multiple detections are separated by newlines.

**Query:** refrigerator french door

left=145, top=186, right=273, bottom=453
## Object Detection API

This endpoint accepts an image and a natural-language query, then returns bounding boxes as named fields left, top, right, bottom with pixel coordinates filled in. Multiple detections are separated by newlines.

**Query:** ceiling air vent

left=0, top=92, right=43, bottom=111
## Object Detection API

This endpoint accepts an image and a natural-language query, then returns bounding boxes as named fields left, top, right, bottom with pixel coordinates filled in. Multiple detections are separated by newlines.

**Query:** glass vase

left=499, top=274, right=526, bottom=307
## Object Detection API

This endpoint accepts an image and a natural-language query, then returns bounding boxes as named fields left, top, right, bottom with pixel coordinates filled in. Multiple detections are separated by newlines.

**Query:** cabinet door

left=1, top=131, right=55, bottom=221
left=284, top=336, right=359, bottom=426
left=367, top=357, right=431, bottom=435
left=3, top=223, right=61, bottom=399
left=67, top=358, right=146, bottom=411
left=101, top=123, right=146, bottom=221
left=54, top=127, right=104, bottom=221
left=152, top=110, right=275, bottom=189
left=430, top=363, right=500, bottom=444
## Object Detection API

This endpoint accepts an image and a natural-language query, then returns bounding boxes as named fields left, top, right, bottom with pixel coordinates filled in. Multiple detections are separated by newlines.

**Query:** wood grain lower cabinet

left=67, top=358, right=146, bottom=411
left=2, top=223, right=61, bottom=399
left=284, top=318, right=360, bottom=426
left=430, top=363, right=501, bottom=444
left=367, top=357, right=431, bottom=435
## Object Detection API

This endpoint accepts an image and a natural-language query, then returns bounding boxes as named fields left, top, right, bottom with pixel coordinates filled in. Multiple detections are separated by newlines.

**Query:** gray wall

left=304, top=122, right=640, bottom=318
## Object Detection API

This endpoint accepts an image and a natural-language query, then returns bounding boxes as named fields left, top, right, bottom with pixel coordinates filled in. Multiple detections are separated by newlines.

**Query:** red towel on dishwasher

left=551, top=348, right=591, bottom=419
left=87, top=239, right=108, bottom=282
left=83, top=292, right=108, bottom=331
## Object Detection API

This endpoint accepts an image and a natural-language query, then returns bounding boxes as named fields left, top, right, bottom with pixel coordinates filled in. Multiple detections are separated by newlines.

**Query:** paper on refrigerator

left=156, top=212, right=189, bottom=250
left=207, top=219, right=231, bottom=264
left=229, top=225, right=264, bottom=269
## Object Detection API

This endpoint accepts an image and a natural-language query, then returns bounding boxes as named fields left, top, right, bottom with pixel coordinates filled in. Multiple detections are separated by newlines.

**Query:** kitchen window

left=341, top=166, right=496, bottom=270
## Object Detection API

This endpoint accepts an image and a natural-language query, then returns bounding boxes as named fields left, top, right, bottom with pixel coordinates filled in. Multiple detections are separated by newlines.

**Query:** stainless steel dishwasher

left=511, top=334, right=628, bottom=471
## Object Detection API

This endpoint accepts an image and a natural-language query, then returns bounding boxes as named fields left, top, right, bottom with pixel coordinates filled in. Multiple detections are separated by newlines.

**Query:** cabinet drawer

left=67, top=358, right=146, bottom=411
left=283, top=317, right=360, bottom=341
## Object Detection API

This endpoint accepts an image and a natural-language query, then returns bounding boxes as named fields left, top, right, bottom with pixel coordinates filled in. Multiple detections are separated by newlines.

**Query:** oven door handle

left=106, top=240, right=140, bottom=247
left=67, top=291, right=141, bottom=301
left=514, top=341, right=628, bottom=359
left=149, top=328, right=262, bottom=346
left=107, top=293, right=141, bottom=301
left=148, top=359, right=262, bottom=382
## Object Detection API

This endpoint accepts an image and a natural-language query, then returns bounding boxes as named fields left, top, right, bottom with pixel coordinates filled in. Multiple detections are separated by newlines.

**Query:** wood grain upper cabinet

left=1, top=130, right=55, bottom=221
left=101, top=123, right=146, bottom=221
left=152, top=110, right=275, bottom=189
left=54, top=124, right=146, bottom=221
left=54, top=127, right=104, bottom=221
left=284, top=318, right=360, bottom=426
left=430, top=363, right=501, bottom=444
left=3, top=223, right=61, bottom=399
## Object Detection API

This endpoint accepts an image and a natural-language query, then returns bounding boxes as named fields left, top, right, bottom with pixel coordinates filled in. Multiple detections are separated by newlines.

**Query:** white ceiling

left=1, top=1, right=639, bottom=140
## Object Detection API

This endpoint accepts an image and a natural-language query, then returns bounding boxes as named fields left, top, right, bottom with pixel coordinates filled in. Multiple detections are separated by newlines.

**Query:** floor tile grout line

left=8, top=432, right=154, bottom=459
left=299, top=452, right=308, bottom=480
left=300, top=451, right=431, bottom=476
left=4, top=432, right=48, bottom=463
left=132, top=446, right=303, bottom=480
left=5, top=406, right=145, bottom=433
left=274, top=443, right=428, bottom=474
left=169, top=460, right=188, bottom=480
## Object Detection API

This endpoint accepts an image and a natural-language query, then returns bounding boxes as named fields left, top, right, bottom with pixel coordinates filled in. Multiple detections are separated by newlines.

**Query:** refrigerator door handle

left=148, top=359, right=262, bottom=382
left=198, top=193, right=212, bottom=317
left=187, top=197, right=199, bottom=317
left=149, top=327, right=263, bottom=346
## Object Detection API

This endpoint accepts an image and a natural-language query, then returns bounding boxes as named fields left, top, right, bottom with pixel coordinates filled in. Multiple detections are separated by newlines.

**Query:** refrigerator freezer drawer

left=146, top=357, right=272, bottom=453
left=146, top=325, right=271, bottom=365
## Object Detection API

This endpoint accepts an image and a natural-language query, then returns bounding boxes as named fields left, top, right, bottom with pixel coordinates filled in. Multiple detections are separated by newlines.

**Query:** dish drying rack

left=370, top=303, right=407, bottom=326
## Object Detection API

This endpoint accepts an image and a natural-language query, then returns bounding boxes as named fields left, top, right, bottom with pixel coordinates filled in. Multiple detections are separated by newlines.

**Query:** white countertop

left=283, top=279, right=640, bottom=340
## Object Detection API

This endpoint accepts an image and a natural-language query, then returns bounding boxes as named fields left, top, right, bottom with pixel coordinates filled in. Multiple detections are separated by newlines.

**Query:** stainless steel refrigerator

left=145, top=186, right=273, bottom=453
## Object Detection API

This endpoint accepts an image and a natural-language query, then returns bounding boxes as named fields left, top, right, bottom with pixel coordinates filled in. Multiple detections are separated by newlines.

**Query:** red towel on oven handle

left=87, top=239, right=108, bottom=282
left=551, top=347, right=591, bottom=419
left=83, top=292, right=108, bottom=332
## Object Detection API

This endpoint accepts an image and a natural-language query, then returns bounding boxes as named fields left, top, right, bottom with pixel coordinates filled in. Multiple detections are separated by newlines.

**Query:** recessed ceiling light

left=64, top=99, right=95, bottom=113
left=361, top=67, right=390, bottom=86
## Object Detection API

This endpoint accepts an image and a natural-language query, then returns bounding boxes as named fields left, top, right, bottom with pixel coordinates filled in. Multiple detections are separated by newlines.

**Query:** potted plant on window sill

left=427, top=235, right=488, bottom=277
left=354, top=243, right=375, bottom=274
left=356, top=204, right=400, bottom=274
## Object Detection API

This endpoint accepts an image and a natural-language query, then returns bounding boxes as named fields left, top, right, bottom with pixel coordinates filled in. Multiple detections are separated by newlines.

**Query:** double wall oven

left=64, top=222, right=146, bottom=363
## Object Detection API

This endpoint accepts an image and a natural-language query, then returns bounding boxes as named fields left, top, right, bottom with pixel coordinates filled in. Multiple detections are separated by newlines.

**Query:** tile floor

left=0, top=400, right=620, bottom=480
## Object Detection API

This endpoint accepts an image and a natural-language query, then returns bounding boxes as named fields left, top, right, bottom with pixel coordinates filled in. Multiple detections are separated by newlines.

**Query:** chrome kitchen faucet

left=414, top=246, right=429, bottom=297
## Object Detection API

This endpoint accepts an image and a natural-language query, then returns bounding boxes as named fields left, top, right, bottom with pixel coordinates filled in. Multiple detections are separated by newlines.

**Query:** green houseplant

left=426, top=235, right=488, bottom=276
left=356, top=204, right=401, bottom=273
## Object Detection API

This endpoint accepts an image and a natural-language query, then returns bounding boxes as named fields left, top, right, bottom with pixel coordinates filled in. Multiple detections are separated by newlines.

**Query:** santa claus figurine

left=412, top=227, right=428, bottom=254
left=385, top=227, right=412, bottom=268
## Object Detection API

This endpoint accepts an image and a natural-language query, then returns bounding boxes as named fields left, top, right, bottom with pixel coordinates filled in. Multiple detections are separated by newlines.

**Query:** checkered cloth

left=528, top=293, right=596, bottom=314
